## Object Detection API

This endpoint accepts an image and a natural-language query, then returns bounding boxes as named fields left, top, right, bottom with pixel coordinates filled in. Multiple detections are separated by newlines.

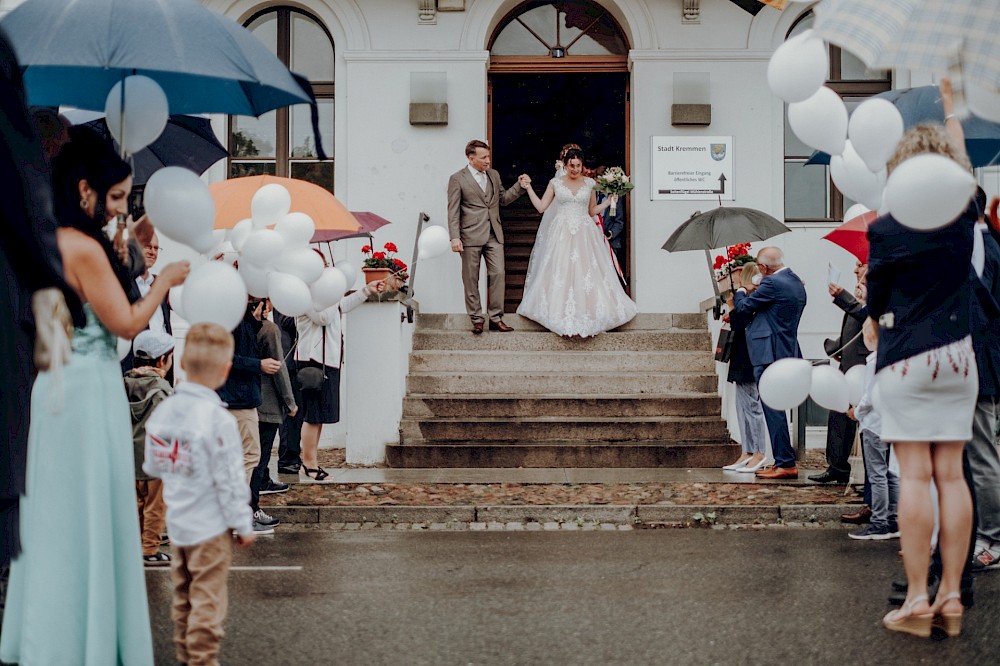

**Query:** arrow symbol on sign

left=713, top=173, right=727, bottom=194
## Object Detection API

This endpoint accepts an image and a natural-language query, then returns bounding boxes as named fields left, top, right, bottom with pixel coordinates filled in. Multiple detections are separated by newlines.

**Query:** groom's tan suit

left=447, top=166, right=524, bottom=324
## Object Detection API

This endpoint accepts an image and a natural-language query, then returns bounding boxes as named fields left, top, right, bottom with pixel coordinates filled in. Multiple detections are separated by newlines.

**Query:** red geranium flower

left=713, top=255, right=726, bottom=270
left=383, top=242, right=398, bottom=253
left=372, top=251, right=386, bottom=260
left=393, top=258, right=407, bottom=269
left=361, top=245, right=372, bottom=254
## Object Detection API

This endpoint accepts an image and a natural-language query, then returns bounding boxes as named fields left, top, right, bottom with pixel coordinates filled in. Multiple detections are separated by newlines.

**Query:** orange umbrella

left=209, top=175, right=361, bottom=241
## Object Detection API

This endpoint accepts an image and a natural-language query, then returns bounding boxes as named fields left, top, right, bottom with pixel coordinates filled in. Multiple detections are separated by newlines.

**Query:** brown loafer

left=755, top=466, right=799, bottom=480
left=472, top=321, right=484, bottom=335
left=489, top=320, right=514, bottom=332
left=841, top=505, right=872, bottom=524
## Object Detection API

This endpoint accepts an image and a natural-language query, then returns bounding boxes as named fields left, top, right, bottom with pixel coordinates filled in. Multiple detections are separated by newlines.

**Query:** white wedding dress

left=517, top=176, right=637, bottom=337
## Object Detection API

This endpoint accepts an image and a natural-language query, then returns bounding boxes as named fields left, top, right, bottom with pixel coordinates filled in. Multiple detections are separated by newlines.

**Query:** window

left=229, top=8, right=335, bottom=191
left=783, top=12, right=890, bottom=221
left=490, top=1, right=627, bottom=61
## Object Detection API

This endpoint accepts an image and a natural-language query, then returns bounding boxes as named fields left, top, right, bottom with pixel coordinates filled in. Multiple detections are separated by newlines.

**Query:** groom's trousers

left=462, top=234, right=505, bottom=324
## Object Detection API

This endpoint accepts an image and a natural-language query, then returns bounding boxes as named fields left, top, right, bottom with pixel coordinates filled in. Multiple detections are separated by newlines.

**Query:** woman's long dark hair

left=51, top=126, right=133, bottom=294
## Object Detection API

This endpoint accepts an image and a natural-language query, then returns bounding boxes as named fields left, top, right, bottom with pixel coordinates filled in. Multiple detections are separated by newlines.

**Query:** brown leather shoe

left=841, top=505, right=872, bottom=524
left=471, top=321, right=484, bottom=335
left=755, top=466, right=799, bottom=480
left=488, top=319, right=514, bottom=332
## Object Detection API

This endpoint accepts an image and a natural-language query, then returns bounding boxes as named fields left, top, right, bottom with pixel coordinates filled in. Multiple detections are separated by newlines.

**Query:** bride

left=517, top=148, right=637, bottom=337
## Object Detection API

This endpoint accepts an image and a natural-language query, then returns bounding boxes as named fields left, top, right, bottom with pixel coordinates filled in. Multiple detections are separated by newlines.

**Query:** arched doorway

left=488, top=1, right=630, bottom=313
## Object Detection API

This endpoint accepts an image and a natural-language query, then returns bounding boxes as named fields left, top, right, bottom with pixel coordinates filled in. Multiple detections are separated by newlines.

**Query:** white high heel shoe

left=738, top=456, right=773, bottom=473
left=723, top=455, right=752, bottom=471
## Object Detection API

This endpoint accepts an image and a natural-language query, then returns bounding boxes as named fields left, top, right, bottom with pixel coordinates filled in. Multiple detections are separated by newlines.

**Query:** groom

left=447, top=139, right=528, bottom=334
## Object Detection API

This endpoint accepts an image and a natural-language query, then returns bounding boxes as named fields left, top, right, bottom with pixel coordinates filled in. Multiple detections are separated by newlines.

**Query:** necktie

left=973, top=222, right=987, bottom=278
left=477, top=170, right=487, bottom=192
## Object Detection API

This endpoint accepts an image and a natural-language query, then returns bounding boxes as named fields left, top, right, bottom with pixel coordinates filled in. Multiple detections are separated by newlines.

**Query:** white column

left=344, top=296, right=404, bottom=464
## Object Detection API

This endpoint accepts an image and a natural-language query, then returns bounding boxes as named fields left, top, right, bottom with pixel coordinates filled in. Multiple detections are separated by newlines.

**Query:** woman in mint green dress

left=0, top=129, right=189, bottom=666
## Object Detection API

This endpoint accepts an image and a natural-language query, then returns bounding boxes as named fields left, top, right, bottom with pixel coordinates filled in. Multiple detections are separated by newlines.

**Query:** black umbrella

left=74, top=114, right=228, bottom=184
left=662, top=206, right=790, bottom=318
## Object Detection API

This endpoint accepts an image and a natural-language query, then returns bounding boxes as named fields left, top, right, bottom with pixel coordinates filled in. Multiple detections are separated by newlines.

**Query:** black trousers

left=250, top=421, right=280, bottom=511
left=278, top=375, right=304, bottom=469
left=826, top=409, right=857, bottom=475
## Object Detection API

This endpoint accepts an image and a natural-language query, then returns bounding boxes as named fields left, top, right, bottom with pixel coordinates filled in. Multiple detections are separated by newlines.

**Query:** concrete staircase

left=386, top=313, right=737, bottom=468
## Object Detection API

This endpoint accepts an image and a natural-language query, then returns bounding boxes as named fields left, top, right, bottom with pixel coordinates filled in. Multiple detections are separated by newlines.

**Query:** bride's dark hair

left=559, top=143, right=581, bottom=161
left=51, top=126, right=134, bottom=293
left=563, top=147, right=585, bottom=164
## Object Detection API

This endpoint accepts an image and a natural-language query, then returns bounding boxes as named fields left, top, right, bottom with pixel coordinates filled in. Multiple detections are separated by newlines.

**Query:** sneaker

left=252, top=521, right=275, bottom=535
left=887, top=521, right=900, bottom=538
left=972, top=539, right=1000, bottom=571
left=143, top=552, right=171, bottom=567
left=848, top=524, right=893, bottom=540
left=259, top=479, right=289, bottom=495
left=253, top=508, right=279, bottom=527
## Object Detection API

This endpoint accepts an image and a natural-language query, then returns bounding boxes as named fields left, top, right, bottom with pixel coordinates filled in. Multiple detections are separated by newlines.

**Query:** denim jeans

left=754, top=365, right=796, bottom=468
left=733, top=382, right=767, bottom=455
left=967, top=396, right=1000, bottom=544
left=861, top=429, right=898, bottom=530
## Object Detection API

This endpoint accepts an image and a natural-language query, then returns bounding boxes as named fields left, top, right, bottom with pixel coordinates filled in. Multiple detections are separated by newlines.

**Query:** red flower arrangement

left=362, top=242, right=408, bottom=279
left=713, top=242, right=754, bottom=279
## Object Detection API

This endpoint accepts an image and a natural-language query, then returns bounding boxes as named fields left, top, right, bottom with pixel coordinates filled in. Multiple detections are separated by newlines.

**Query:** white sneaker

left=739, top=457, right=774, bottom=473
left=723, top=457, right=751, bottom=471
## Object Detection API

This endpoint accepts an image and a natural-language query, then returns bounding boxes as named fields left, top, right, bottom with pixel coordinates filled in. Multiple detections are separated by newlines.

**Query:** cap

left=133, top=329, right=175, bottom=360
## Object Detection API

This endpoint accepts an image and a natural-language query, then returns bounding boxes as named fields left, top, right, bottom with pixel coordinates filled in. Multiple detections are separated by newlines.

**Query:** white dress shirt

left=136, top=273, right=167, bottom=335
left=143, top=382, right=253, bottom=544
left=467, top=164, right=488, bottom=192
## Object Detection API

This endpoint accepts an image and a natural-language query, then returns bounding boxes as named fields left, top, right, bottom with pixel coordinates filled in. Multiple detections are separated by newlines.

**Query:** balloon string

left=825, top=329, right=864, bottom=361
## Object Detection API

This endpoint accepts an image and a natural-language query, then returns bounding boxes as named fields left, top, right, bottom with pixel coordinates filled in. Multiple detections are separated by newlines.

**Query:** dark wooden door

left=489, top=72, right=628, bottom=313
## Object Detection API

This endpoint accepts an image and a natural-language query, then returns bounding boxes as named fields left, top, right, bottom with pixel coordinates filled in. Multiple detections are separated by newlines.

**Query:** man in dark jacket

left=273, top=309, right=304, bottom=474
left=810, top=261, right=869, bottom=484
left=218, top=298, right=282, bottom=534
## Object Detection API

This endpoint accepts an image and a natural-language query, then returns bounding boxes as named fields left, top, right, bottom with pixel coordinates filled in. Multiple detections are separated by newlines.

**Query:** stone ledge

left=476, top=505, right=636, bottom=524
left=637, top=504, right=779, bottom=525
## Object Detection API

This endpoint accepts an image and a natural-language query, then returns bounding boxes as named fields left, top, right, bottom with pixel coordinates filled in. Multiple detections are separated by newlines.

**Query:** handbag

left=296, top=325, right=327, bottom=391
left=714, top=327, right=734, bottom=363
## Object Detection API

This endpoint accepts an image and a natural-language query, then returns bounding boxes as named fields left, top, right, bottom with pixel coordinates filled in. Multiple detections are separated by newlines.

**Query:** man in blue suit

left=733, top=247, right=807, bottom=479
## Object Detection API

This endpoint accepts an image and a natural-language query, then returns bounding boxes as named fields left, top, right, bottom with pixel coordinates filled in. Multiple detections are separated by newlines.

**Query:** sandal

left=883, top=593, right=932, bottom=637
left=301, top=463, right=329, bottom=481
left=143, top=552, right=171, bottom=567
left=931, top=591, right=963, bottom=637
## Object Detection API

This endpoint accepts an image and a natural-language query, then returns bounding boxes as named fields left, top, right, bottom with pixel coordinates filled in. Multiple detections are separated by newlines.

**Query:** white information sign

left=651, top=136, right=734, bottom=201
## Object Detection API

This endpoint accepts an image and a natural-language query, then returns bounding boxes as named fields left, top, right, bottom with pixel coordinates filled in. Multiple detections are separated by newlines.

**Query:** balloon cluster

left=769, top=30, right=975, bottom=230
left=758, top=358, right=867, bottom=414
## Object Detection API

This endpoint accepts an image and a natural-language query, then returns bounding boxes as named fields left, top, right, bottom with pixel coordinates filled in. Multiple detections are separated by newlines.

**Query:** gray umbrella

left=661, top=206, right=791, bottom=317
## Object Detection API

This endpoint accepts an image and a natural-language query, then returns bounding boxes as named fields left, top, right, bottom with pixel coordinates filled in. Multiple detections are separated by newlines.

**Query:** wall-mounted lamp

left=671, top=72, right=711, bottom=127
left=409, top=72, right=448, bottom=126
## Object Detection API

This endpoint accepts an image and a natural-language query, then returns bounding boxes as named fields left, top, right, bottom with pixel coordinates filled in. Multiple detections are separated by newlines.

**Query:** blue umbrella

left=804, top=85, right=1000, bottom=168
left=0, top=0, right=310, bottom=116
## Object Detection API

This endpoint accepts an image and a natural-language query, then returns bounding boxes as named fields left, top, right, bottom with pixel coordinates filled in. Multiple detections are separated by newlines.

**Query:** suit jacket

left=972, top=231, right=1000, bottom=396
left=597, top=191, right=625, bottom=250
left=829, top=290, right=869, bottom=372
left=867, top=209, right=975, bottom=372
left=733, top=267, right=807, bottom=367
left=447, top=167, right=524, bottom=246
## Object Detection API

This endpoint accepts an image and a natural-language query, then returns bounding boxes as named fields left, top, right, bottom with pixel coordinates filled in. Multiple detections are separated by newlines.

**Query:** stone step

left=417, top=312, right=706, bottom=332
left=406, top=371, right=718, bottom=395
left=385, top=441, right=739, bottom=468
left=402, top=394, right=722, bottom=418
left=411, top=329, right=711, bottom=352
left=399, top=416, right=730, bottom=442
left=408, top=350, right=715, bottom=374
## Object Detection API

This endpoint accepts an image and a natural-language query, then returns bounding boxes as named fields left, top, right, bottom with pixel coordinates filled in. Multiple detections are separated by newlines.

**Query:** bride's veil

left=523, top=165, right=565, bottom=289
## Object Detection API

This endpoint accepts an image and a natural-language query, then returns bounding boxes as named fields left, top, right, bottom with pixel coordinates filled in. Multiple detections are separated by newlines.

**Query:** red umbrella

left=312, top=211, right=392, bottom=242
left=823, top=210, right=878, bottom=263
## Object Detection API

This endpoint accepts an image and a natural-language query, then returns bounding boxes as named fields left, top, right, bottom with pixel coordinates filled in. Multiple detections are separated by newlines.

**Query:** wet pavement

left=145, top=527, right=1000, bottom=665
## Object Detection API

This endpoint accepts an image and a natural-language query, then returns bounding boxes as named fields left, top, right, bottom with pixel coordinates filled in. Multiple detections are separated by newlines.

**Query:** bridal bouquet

left=594, top=167, right=634, bottom=216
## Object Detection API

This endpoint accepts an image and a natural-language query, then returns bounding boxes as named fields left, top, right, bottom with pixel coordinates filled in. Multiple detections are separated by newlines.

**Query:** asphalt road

left=145, top=528, right=1000, bottom=665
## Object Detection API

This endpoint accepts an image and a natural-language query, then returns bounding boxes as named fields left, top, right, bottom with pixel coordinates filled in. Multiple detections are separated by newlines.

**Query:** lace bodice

left=72, top=304, right=119, bottom=361
left=552, top=177, right=594, bottom=215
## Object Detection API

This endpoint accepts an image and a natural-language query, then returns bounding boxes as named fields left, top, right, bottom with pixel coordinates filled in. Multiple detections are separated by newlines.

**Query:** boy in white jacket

left=144, top=323, right=255, bottom=666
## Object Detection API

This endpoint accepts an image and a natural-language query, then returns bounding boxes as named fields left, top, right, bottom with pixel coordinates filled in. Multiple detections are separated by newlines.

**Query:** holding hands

left=518, top=173, right=531, bottom=189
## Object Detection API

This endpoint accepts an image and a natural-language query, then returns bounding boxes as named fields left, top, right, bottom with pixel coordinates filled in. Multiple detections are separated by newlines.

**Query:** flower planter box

left=362, top=267, right=393, bottom=284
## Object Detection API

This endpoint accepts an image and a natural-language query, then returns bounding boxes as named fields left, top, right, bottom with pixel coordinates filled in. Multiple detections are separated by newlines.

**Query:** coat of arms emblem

left=710, top=143, right=726, bottom=161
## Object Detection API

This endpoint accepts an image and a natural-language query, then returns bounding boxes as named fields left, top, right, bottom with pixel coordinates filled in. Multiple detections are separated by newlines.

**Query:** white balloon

left=335, top=261, right=358, bottom=289
left=267, top=272, right=312, bottom=317
left=884, top=154, right=976, bottom=231
left=104, top=75, right=169, bottom=155
left=759, top=358, right=812, bottom=411
left=251, top=184, right=292, bottom=229
left=767, top=30, right=829, bottom=104
left=169, top=285, right=186, bottom=320
left=810, top=365, right=850, bottom=413
left=273, top=248, right=325, bottom=284
left=117, top=336, right=132, bottom=361
left=274, top=212, right=316, bottom=247
left=238, top=261, right=269, bottom=298
left=417, top=225, right=451, bottom=260
left=240, top=229, right=286, bottom=268
left=230, top=219, right=253, bottom=252
left=181, top=262, right=248, bottom=331
left=311, top=267, right=348, bottom=309
left=844, top=203, right=871, bottom=222
left=848, top=98, right=905, bottom=172
left=967, top=84, right=1000, bottom=124
left=787, top=86, right=848, bottom=156
left=144, top=167, right=216, bottom=253
left=845, top=365, right=866, bottom=407
left=830, top=141, right=886, bottom=210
